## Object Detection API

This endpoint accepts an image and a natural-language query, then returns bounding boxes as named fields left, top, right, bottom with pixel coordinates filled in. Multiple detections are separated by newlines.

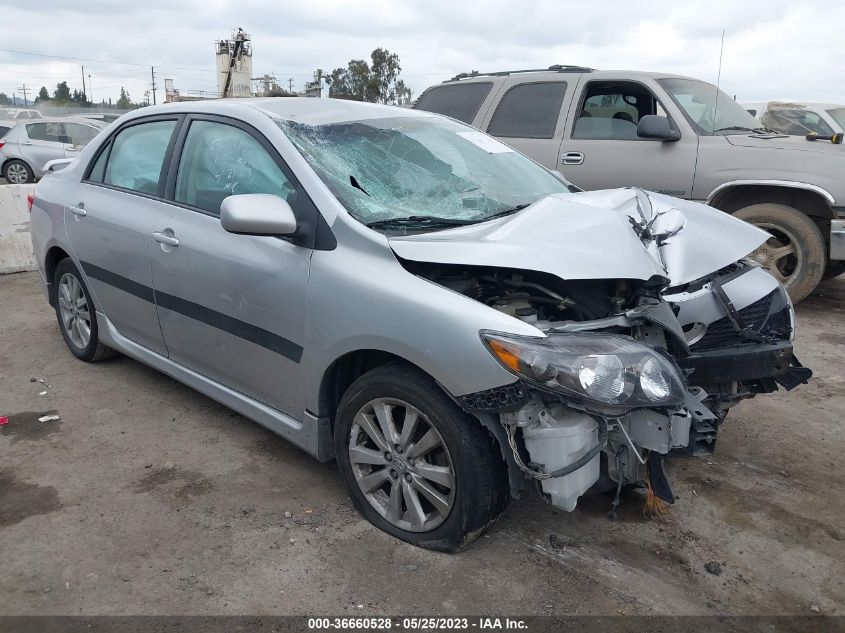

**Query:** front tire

left=334, top=363, right=508, bottom=552
left=3, top=159, right=34, bottom=184
left=53, top=258, right=115, bottom=362
left=734, top=203, right=826, bottom=303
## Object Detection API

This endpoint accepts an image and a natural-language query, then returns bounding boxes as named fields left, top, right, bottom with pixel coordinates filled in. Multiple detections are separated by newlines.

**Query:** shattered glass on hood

left=277, top=116, right=570, bottom=227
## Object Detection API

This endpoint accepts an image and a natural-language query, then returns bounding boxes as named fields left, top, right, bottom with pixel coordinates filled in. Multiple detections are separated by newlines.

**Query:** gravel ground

left=1, top=271, right=843, bottom=616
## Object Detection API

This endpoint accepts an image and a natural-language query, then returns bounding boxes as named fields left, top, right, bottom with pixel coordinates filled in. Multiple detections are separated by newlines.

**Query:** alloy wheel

left=5, top=163, right=29, bottom=184
left=748, top=222, right=801, bottom=285
left=58, top=272, right=92, bottom=349
left=348, top=397, right=455, bottom=532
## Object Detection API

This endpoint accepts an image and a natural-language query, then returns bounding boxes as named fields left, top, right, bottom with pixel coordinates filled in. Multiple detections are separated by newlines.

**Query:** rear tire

left=734, top=203, right=826, bottom=303
left=3, top=159, right=34, bottom=184
left=334, top=363, right=508, bottom=552
left=53, top=258, right=115, bottom=362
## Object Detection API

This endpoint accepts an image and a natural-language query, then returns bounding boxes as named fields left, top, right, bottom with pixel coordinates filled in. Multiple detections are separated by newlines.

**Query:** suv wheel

left=3, top=159, right=34, bottom=184
left=53, top=258, right=115, bottom=362
left=734, top=203, right=826, bottom=303
left=334, top=363, right=508, bottom=552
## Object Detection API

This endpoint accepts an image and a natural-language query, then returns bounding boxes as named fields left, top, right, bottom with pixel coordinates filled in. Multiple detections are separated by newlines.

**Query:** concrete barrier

left=0, top=183, right=37, bottom=274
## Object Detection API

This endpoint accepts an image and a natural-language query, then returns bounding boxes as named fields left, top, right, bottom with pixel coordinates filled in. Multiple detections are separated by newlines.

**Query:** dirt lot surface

left=1, top=271, right=843, bottom=616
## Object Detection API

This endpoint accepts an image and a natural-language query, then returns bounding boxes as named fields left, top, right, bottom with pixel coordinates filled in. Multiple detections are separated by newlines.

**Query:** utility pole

left=89, top=74, right=93, bottom=105
left=81, top=65, right=87, bottom=103
left=17, top=84, right=28, bottom=106
left=151, top=66, right=157, bottom=105
left=288, top=77, right=294, bottom=93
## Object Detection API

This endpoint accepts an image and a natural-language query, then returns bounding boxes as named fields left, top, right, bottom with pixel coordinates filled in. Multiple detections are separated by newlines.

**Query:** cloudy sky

left=0, top=0, right=843, bottom=107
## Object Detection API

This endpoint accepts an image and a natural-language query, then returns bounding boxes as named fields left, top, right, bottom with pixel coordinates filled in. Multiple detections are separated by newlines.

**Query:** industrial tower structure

left=216, top=28, right=253, bottom=98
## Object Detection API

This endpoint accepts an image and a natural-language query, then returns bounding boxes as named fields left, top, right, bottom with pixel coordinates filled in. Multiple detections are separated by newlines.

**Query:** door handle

left=21, top=141, right=33, bottom=146
left=152, top=231, right=180, bottom=247
left=69, top=205, right=87, bottom=217
left=561, top=151, right=585, bottom=165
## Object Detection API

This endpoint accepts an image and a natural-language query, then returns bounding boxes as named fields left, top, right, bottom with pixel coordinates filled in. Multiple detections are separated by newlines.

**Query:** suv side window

left=93, top=120, right=177, bottom=195
left=174, top=120, right=295, bottom=216
left=487, top=82, right=567, bottom=138
left=26, top=122, right=64, bottom=143
left=414, top=82, right=494, bottom=124
left=572, top=81, right=668, bottom=140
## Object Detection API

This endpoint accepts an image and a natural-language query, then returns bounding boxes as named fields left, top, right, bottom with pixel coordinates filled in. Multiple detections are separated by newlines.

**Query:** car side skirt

left=95, top=311, right=335, bottom=462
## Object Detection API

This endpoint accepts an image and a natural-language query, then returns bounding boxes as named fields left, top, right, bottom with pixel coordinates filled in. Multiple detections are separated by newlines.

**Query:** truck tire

left=734, top=203, right=826, bottom=303
left=334, top=363, right=508, bottom=552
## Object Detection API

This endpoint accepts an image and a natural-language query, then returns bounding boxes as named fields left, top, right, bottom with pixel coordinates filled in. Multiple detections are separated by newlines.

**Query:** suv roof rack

left=447, top=65, right=594, bottom=82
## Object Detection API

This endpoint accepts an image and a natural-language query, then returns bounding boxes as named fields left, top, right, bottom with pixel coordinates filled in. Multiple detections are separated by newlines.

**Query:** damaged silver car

left=30, top=99, right=811, bottom=551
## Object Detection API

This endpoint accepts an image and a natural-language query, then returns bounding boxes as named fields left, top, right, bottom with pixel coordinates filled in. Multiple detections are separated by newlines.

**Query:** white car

left=0, top=118, right=104, bottom=183
left=745, top=101, right=845, bottom=137
left=0, top=107, right=43, bottom=120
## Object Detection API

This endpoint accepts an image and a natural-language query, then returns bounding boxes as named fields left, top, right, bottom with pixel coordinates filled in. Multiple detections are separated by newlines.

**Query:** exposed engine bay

left=393, top=188, right=812, bottom=515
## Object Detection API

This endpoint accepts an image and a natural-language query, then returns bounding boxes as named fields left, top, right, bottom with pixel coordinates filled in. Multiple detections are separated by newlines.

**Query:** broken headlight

left=481, top=331, right=686, bottom=408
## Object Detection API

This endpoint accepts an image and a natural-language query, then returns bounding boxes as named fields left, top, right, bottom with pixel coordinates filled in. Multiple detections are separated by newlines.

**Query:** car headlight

left=481, top=331, right=686, bottom=407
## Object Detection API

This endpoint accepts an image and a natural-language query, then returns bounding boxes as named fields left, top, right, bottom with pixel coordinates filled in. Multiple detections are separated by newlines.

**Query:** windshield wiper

left=365, top=204, right=533, bottom=230
left=365, top=216, right=478, bottom=229
left=481, top=203, right=531, bottom=221
left=713, top=125, right=759, bottom=134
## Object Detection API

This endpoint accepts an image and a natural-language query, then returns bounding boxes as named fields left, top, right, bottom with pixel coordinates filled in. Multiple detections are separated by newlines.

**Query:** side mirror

left=637, top=115, right=681, bottom=142
left=220, top=194, right=297, bottom=236
left=43, top=158, right=74, bottom=172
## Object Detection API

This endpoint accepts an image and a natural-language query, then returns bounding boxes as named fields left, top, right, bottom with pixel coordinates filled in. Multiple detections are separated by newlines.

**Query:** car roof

left=435, top=68, right=701, bottom=84
left=123, top=97, right=435, bottom=127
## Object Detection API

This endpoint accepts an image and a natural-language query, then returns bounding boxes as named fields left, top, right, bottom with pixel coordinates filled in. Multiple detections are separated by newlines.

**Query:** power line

left=0, top=48, right=216, bottom=73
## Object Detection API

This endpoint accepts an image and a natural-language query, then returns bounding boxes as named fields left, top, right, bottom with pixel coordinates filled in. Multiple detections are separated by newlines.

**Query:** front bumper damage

left=459, top=265, right=812, bottom=515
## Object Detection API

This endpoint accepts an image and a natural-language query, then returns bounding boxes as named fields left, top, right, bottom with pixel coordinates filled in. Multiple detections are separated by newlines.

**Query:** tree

left=116, top=87, right=132, bottom=109
left=0, top=93, right=9, bottom=106
left=327, top=48, right=412, bottom=104
left=369, top=47, right=401, bottom=104
left=35, top=86, right=50, bottom=104
left=71, top=89, right=88, bottom=106
left=53, top=81, right=71, bottom=103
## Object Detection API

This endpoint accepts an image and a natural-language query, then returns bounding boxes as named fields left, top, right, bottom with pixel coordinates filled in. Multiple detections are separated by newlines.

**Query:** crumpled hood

left=389, top=188, right=771, bottom=287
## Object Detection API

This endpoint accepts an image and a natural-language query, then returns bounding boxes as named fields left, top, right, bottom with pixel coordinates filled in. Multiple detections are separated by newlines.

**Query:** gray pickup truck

left=414, top=66, right=845, bottom=301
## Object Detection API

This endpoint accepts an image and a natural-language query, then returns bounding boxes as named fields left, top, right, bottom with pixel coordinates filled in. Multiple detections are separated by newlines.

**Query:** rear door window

left=93, top=120, right=177, bottom=195
left=487, top=82, right=567, bottom=139
left=414, top=82, right=494, bottom=124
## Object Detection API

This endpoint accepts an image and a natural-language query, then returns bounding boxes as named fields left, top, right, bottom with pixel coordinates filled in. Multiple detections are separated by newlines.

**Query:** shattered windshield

left=277, top=115, right=570, bottom=229
left=827, top=108, right=845, bottom=131
left=658, top=78, right=765, bottom=135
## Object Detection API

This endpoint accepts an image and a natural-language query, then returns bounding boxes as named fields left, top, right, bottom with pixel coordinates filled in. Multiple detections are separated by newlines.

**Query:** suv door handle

left=561, top=151, right=584, bottom=165
left=152, top=231, right=180, bottom=247
left=69, top=205, right=87, bottom=217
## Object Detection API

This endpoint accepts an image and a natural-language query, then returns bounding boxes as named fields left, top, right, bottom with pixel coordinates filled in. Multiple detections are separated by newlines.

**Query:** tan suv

left=414, top=66, right=845, bottom=301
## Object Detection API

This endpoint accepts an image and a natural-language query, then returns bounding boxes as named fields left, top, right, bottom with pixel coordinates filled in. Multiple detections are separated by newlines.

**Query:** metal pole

left=89, top=74, right=93, bottom=105
left=81, top=65, right=86, bottom=102
left=151, top=66, right=157, bottom=105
